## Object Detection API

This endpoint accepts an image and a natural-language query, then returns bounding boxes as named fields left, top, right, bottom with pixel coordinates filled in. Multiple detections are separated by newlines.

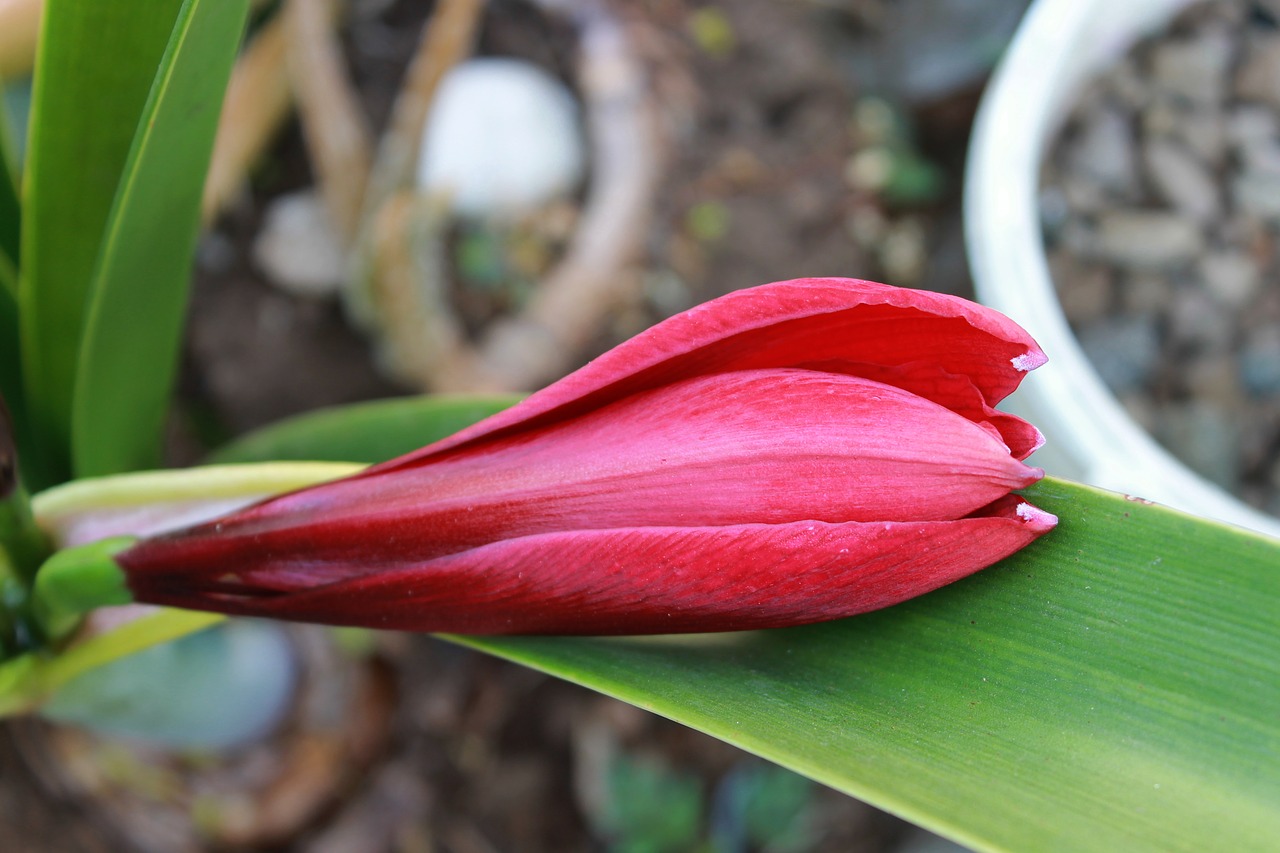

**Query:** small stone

left=1121, top=274, right=1173, bottom=314
left=1150, top=28, right=1235, bottom=105
left=252, top=190, right=347, bottom=297
left=1185, top=353, right=1245, bottom=409
left=1239, top=325, right=1280, bottom=396
left=1227, top=104, right=1280, bottom=153
left=1231, top=170, right=1280, bottom=220
left=1076, top=314, right=1160, bottom=393
left=1169, top=287, right=1233, bottom=352
left=1171, top=108, right=1227, bottom=165
left=1039, top=187, right=1071, bottom=236
left=1094, top=210, right=1205, bottom=270
left=1141, top=98, right=1181, bottom=138
left=1235, top=134, right=1280, bottom=176
left=1155, top=400, right=1240, bottom=492
left=1108, top=58, right=1151, bottom=110
left=1067, top=106, right=1138, bottom=195
left=417, top=58, right=585, bottom=220
left=1234, top=34, right=1280, bottom=109
left=1050, top=253, right=1113, bottom=323
left=1259, top=0, right=1280, bottom=23
left=1197, top=250, right=1261, bottom=307
left=1059, top=175, right=1109, bottom=215
left=1142, top=137, right=1221, bottom=222
left=1056, top=219, right=1098, bottom=255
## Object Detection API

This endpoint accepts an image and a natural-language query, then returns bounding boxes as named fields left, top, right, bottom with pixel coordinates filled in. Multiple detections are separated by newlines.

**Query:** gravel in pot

left=1041, top=0, right=1280, bottom=518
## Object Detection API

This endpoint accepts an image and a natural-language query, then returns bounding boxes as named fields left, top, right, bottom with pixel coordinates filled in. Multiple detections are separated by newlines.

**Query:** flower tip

left=1026, top=426, right=1047, bottom=457
left=1015, top=501, right=1058, bottom=532
left=1011, top=349, right=1048, bottom=372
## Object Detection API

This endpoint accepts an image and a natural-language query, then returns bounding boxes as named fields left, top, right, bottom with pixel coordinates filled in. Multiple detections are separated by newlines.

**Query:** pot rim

left=964, top=0, right=1280, bottom=538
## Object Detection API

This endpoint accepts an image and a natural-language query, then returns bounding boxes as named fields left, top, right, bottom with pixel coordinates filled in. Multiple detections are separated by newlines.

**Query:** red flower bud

left=118, top=278, right=1056, bottom=634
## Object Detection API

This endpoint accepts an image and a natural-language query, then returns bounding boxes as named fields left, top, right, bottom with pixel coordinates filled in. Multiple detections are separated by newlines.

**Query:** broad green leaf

left=210, top=394, right=523, bottom=464
left=14, top=439, right=1279, bottom=850
left=456, top=480, right=1280, bottom=853
left=20, top=0, right=188, bottom=481
left=72, top=0, right=249, bottom=477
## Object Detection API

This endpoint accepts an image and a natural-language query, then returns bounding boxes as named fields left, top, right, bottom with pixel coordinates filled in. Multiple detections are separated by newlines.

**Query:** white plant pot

left=965, top=0, right=1280, bottom=539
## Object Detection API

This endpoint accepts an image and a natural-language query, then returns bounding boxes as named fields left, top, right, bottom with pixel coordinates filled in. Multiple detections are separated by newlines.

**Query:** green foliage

left=0, top=79, right=18, bottom=271
left=210, top=394, right=524, bottom=464
left=721, top=763, right=814, bottom=853
left=6, top=412, right=1278, bottom=850
left=18, top=0, right=248, bottom=483
left=598, top=753, right=705, bottom=853
left=20, top=0, right=190, bottom=481
left=71, top=0, right=249, bottom=477
left=460, top=478, right=1280, bottom=853
left=0, top=279, right=31, bottom=485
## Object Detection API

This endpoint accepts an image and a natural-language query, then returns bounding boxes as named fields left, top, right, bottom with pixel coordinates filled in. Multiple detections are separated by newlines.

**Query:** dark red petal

left=124, top=497, right=1056, bottom=635
left=359, top=278, right=1047, bottom=477
left=116, top=371, right=1042, bottom=588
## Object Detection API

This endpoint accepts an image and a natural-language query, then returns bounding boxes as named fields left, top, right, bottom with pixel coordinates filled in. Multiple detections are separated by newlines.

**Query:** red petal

left=126, top=498, right=1056, bottom=635
left=362, top=278, right=1047, bottom=476
left=803, top=360, right=1045, bottom=460
left=118, top=370, right=1042, bottom=585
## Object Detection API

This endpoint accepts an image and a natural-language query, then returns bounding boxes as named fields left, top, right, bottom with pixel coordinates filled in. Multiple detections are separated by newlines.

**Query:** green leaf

left=0, top=263, right=21, bottom=418
left=0, top=275, right=47, bottom=490
left=71, top=0, right=249, bottom=478
left=456, top=479, right=1280, bottom=853
left=0, top=609, right=224, bottom=715
left=0, top=76, right=18, bottom=271
left=20, top=0, right=190, bottom=481
left=210, top=394, right=523, bottom=464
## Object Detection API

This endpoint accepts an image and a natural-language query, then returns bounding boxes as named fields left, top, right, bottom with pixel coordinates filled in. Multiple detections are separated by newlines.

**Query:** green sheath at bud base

left=33, top=537, right=136, bottom=639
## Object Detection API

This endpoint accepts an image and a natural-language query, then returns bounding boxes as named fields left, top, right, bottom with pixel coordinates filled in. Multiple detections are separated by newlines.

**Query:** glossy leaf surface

left=71, top=0, right=248, bottom=477
left=210, top=394, right=524, bottom=465
left=20, top=0, right=188, bottom=479
left=0, top=79, right=17, bottom=271
left=14, top=407, right=1280, bottom=853
left=459, top=479, right=1280, bottom=852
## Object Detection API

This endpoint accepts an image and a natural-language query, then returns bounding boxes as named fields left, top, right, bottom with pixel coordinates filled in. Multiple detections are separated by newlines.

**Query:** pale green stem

left=0, top=609, right=226, bottom=716
left=0, top=461, right=361, bottom=715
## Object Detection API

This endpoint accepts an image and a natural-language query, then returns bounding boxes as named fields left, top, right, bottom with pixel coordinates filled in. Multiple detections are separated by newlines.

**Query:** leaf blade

left=457, top=479, right=1280, bottom=852
left=19, top=0, right=189, bottom=480
left=0, top=74, right=18, bottom=271
left=71, top=0, right=249, bottom=477
left=209, top=394, right=523, bottom=464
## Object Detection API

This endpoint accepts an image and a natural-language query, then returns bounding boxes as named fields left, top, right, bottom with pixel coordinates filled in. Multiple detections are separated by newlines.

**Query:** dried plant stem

left=367, top=192, right=469, bottom=388
left=283, top=0, right=372, bottom=243
left=202, top=13, right=292, bottom=223
left=0, top=0, right=40, bottom=80
left=360, top=0, right=484, bottom=222
left=465, top=5, right=660, bottom=391
left=361, top=1, right=660, bottom=393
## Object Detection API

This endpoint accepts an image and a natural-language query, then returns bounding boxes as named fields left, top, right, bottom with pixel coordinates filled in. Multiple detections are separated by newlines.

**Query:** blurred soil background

left=2, top=1, right=1031, bottom=850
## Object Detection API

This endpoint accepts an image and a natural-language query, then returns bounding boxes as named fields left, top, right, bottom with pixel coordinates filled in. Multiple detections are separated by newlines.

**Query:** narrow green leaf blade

left=210, top=395, right=523, bottom=465
left=72, top=0, right=249, bottom=477
left=0, top=269, right=47, bottom=489
left=0, top=76, right=18, bottom=271
left=458, top=479, right=1280, bottom=853
left=20, top=0, right=187, bottom=480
